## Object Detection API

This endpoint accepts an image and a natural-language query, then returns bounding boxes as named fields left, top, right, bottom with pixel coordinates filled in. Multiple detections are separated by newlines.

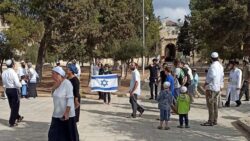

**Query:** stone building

left=159, top=19, right=179, bottom=62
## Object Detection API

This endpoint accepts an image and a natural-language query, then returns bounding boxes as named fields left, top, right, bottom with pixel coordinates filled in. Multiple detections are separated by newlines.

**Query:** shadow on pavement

left=0, top=118, right=49, bottom=141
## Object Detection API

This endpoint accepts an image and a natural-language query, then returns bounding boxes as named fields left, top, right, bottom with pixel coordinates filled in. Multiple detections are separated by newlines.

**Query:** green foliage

left=113, top=38, right=143, bottom=62
left=177, top=19, right=193, bottom=56
left=190, top=0, right=249, bottom=59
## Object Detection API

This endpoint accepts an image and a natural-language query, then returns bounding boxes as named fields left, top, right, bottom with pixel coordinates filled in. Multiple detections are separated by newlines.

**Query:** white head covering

left=180, top=86, right=187, bottom=93
left=52, top=66, right=65, bottom=77
left=163, top=82, right=171, bottom=89
left=5, top=59, right=12, bottom=66
left=211, top=52, right=219, bottom=58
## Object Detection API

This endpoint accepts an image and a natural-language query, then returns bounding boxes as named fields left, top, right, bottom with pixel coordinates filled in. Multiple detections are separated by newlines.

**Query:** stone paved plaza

left=0, top=94, right=250, bottom=141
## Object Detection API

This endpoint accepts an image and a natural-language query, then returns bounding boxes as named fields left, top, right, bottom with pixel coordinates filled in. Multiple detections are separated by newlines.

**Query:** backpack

left=182, top=68, right=191, bottom=86
left=177, top=68, right=185, bottom=86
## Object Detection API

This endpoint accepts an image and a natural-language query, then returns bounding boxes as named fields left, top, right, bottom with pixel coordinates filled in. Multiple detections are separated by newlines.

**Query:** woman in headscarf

left=48, top=66, right=79, bottom=141
left=27, top=62, right=39, bottom=98
left=66, top=63, right=81, bottom=123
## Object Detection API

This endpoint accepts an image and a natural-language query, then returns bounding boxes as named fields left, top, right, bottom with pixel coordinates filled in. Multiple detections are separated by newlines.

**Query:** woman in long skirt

left=27, top=63, right=39, bottom=98
left=48, top=66, right=79, bottom=141
left=66, top=63, right=81, bottom=123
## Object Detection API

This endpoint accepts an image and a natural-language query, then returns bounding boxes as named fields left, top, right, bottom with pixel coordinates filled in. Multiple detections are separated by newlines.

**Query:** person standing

left=99, top=64, right=112, bottom=104
left=240, top=59, right=250, bottom=101
left=165, top=67, right=175, bottom=97
left=17, top=61, right=28, bottom=80
left=27, top=62, right=39, bottom=98
left=173, top=59, right=184, bottom=100
left=48, top=66, right=79, bottom=141
left=72, top=59, right=81, bottom=81
left=159, top=63, right=167, bottom=90
left=129, top=62, right=144, bottom=118
left=192, top=69, right=201, bottom=98
left=2, top=59, right=24, bottom=127
left=67, top=64, right=81, bottom=123
left=225, top=60, right=242, bottom=107
left=177, top=86, right=191, bottom=128
left=201, top=52, right=224, bottom=126
left=145, top=58, right=160, bottom=100
left=157, top=82, right=173, bottom=130
left=98, top=63, right=104, bottom=100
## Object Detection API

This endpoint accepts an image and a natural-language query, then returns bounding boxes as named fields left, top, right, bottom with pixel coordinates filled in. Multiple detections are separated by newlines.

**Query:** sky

left=153, top=0, right=190, bottom=22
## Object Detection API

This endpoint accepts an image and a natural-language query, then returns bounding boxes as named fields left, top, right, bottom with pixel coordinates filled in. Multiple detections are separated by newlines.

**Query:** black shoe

left=139, top=109, right=145, bottom=117
left=9, top=123, right=18, bottom=127
left=236, top=103, right=241, bottom=107
left=149, top=98, right=153, bottom=100
left=185, top=125, right=190, bottom=128
left=177, top=125, right=184, bottom=128
left=17, top=116, right=24, bottom=123
left=243, top=99, right=249, bottom=101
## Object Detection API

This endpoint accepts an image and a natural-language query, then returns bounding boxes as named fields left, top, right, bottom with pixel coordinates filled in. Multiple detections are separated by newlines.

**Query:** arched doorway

left=165, top=43, right=176, bottom=62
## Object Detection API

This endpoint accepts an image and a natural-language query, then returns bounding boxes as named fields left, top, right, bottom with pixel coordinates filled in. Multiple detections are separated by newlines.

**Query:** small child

left=21, top=75, right=28, bottom=98
left=157, top=82, right=173, bottom=130
left=177, top=86, right=191, bottom=128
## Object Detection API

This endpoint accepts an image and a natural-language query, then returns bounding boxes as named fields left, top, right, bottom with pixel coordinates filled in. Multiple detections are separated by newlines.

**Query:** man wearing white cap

left=1, top=59, right=24, bottom=127
left=201, top=52, right=224, bottom=126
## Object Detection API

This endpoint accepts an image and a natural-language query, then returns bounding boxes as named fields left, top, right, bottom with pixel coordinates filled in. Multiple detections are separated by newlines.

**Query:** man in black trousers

left=2, top=59, right=24, bottom=127
left=146, top=58, right=160, bottom=100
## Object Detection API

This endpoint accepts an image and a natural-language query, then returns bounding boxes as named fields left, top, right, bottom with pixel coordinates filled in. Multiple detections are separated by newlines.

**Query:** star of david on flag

left=90, top=74, right=118, bottom=92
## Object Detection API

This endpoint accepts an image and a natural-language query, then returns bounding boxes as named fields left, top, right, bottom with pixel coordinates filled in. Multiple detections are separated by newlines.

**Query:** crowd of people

left=1, top=59, right=82, bottom=141
left=1, top=51, right=250, bottom=140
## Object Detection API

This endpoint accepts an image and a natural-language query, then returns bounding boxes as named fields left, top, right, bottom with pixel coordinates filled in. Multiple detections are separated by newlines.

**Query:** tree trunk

left=192, top=50, right=195, bottom=66
left=0, top=59, right=3, bottom=74
left=121, top=61, right=125, bottom=79
left=35, top=20, right=52, bottom=82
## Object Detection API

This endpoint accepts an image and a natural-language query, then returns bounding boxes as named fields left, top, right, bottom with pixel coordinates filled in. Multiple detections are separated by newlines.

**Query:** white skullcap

left=211, top=52, right=219, bottom=58
left=52, top=66, right=65, bottom=77
left=180, top=86, right=187, bottom=93
left=5, top=59, right=12, bottom=66
left=163, top=81, right=171, bottom=89
left=21, top=60, right=25, bottom=63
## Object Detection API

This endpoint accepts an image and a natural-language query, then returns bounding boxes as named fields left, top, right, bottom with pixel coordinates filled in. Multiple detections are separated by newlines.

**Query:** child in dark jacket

left=157, top=82, right=173, bottom=130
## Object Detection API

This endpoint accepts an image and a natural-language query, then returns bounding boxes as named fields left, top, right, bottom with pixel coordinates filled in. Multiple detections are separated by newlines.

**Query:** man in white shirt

left=128, top=62, right=144, bottom=118
left=17, top=61, right=27, bottom=79
left=2, top=59, right=24, bottom=127
left=201, top=52, right=224, bottom=126
left=225, top=60, right=242, bottom=107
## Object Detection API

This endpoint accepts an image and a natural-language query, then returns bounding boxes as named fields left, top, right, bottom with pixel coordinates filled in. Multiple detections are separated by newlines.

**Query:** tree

left=190, top=0, right=249, bottom=59
left=177, top=19, right=192, bottom=56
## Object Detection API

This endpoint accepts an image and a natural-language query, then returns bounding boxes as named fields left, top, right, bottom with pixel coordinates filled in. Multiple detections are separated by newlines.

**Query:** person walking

left=99, top=64, right=112, bottom=104
left=146, top=58, right=160, bottom=100
left=67, top=64, right=81, bottom=123
left=225, top=60, right=242, bottom=107
left=2, top=59, right=24, bottom=127
left=27, top=62, right=39, bottom=98
left=157, top=82, right=173, bottom=130
left=201, top=52, right=224, bottom=126
left=128, top=62, right=144, bottom=118
left=48, top=66, right=79, bottom=141
left=192, top=69, right=201, bottom=98
left=240, top=59, right=250, bottom=101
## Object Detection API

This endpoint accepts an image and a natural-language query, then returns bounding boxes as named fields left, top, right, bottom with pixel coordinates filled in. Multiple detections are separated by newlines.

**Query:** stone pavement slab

left=0, top=95, right=249, bottom=141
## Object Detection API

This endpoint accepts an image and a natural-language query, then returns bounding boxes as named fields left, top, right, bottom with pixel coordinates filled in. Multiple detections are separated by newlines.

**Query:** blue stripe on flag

left=91, top=87, right=118, bottom=91
left=91, top=75, right=117, bottom=79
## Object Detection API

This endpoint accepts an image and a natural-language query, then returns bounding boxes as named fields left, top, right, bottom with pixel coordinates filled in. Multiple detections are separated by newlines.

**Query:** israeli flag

left=90, top=74, right=118, bottom=92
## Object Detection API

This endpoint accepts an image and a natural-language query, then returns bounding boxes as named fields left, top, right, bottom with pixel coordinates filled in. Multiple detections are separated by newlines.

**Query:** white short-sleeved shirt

left=52, top=79, right=75, bottom=118
left=129, top=69, right=141, bottom=95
